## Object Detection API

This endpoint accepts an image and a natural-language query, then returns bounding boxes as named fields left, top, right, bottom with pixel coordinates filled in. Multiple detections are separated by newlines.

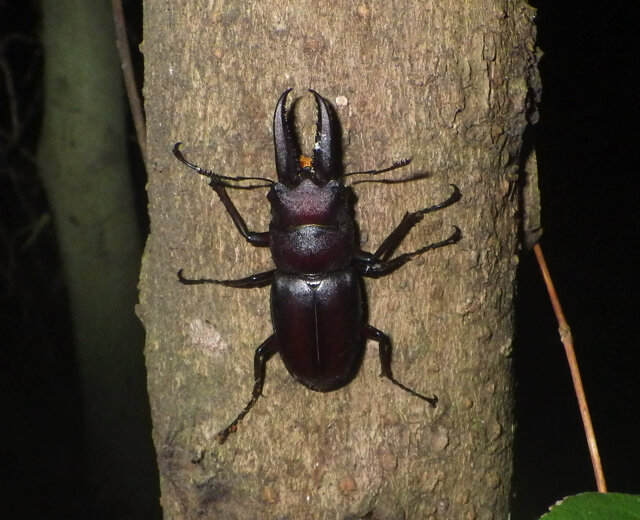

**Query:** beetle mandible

left=173, top=89, right=461, bottom=443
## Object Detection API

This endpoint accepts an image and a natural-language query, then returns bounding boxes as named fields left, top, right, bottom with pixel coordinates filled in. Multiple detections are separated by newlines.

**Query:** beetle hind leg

left=216, top=335, right=279, bottom=444
left=363, top=324, right=437, bottom=407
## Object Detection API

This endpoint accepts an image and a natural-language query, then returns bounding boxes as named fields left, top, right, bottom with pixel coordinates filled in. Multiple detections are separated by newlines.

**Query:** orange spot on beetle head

left=299, top=155, right=312, bottom=169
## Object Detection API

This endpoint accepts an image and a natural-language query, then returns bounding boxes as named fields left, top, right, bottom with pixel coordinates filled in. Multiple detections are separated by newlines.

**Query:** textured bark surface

left=139, top=1, right=539, bottom=518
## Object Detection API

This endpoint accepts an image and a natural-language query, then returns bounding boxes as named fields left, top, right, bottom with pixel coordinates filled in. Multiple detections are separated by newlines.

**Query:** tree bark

left=139, top=1, right=539, bottom=518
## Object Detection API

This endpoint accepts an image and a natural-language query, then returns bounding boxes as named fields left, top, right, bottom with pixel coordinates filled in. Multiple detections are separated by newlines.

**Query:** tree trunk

left=139, top=1, right=539, bottom=518
left=38, top=0, right=158, bottom=516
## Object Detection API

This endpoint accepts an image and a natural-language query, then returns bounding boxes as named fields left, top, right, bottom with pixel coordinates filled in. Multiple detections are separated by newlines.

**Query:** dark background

left=512, top=0, right=639, bottom=517
left=513, top=0, right=640, bottom=520
left=1, top=1, right=637, bottom=518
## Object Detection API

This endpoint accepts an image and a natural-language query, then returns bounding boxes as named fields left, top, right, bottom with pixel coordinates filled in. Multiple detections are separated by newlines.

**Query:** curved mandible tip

left=310, top=90, right=338, bottom=181
left=273, top=88, right=298, bottom=184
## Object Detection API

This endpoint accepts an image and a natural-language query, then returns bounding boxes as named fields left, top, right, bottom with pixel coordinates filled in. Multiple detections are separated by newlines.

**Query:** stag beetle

left=173, top=89, right=461, bottom=443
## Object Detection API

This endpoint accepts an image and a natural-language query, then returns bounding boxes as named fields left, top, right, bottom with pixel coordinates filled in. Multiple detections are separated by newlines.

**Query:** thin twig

left=111, top=0, right=147, bottom=166
left=533, top=243, right=607, bottom=492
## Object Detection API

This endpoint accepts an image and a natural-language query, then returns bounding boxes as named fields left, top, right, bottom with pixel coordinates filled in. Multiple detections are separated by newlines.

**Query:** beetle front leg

left=210, top=185, right=271, bottom=247
left=216, top=334, right=279, bottom=444
left=363, top=324, right=437, bottom=407
left=173, top=143, right=271, bottom=247
left=178, top=269, right=275, bottom=288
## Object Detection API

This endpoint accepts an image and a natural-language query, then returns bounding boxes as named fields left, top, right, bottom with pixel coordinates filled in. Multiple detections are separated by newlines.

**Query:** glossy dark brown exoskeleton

left=173, top=89, right=461, bottom=443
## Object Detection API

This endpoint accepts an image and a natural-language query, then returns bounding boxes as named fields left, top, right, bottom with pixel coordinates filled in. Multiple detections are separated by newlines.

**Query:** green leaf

left=539, top=493, right=640, bottom=520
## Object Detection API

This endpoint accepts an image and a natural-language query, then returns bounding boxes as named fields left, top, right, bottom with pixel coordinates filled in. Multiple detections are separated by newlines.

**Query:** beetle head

left=273, top=89, right=340, bottom=186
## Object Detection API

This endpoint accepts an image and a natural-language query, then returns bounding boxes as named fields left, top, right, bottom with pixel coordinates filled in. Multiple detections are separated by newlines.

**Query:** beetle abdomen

left=271, top=270, right=364, bottom=392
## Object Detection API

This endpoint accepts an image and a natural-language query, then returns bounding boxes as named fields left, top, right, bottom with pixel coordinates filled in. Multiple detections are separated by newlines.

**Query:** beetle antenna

left=173, top=143, right=274, bottom=189
left=345, top=158, right=433, bottom=186
left=345, top=157, right=412, bottom=177
left=349, top=171, right=432, bottom=186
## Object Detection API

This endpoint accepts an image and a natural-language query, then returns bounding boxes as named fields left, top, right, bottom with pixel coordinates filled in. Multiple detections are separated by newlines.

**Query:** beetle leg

left=357, top=226, right=461, bottom=278
left=173, top=143, right=271, bottom=247
left=216, top=335, right=279, bottom=444
left=210, top=186, right=271, bottom=247
left=362, top=184, right=461, bottom=263
left=363, top=324, right=437, bottom=406
left=177, top=269, right=275, bottom=288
